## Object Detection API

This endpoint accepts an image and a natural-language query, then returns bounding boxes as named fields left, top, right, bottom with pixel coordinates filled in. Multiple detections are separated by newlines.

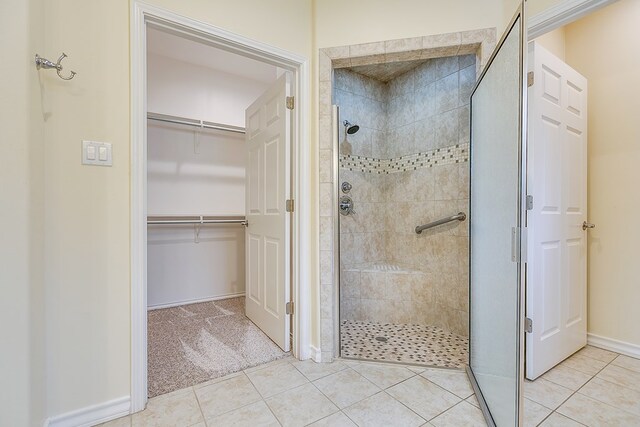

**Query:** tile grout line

left=533, top=348, right=621, bottom=426
left=195, top=372, right=262, bottom=425
left=428, top=399, right=474, bottom=424
left=189, top=386, right=207, bottom=426
left=388, top=371, right=465, bottom=423
left=381, top=389, right=429, bottom=424
left=310, top=363, right=426, bottom=425
left=565, top=354, right=640, bottom=419
left=314, top=364, right=382, bottom=402
left=247, top=359, right=306, bottom=426
left=306, top=366, right=354, bottom=420
left=200, top=359, right=296, bottom=425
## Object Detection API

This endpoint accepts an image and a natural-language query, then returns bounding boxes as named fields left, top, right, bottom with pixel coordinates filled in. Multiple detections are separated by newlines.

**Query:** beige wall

left=502, top=0, right=566, bottom=33
left=563, top=0, right=640, bottom=347
left=315, top=0, right=506, bottom=49
left=527, top=0, right=565, bottom=16
left=535, top=26, right=566, bottom=60
left=530, top=0, right=640, bottom=348
left=0, top=0, right=46, bottom=425
left=41, top=1, right=131, bottom=417
left=38, top=0, right=313, bottom=419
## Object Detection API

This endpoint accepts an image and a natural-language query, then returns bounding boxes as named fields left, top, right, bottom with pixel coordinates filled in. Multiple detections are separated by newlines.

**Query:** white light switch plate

left=82, top=140, right=112, bottom=166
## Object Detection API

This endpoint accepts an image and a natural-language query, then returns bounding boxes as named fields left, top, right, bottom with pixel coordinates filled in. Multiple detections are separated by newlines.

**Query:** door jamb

left=130, top=1, right=310, bottom=413
left=527, top=0, right=618, bottom=40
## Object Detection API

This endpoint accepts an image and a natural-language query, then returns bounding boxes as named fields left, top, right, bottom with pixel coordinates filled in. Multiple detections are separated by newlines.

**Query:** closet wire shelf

left=147, top=112, right=246, bottom=134
left=147, top=215, right=248, bottom=227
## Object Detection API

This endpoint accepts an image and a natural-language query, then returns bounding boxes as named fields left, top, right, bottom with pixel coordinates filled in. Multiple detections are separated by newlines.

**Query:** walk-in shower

left=336, top=53, right=475, bottom=368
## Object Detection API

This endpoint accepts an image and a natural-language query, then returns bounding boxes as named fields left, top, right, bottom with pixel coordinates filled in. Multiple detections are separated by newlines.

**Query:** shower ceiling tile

left=434, top=56, right=459, bottom=80
left=349, top=59, right=428, bottom=83
left=459, top=54, right=476, bottom=69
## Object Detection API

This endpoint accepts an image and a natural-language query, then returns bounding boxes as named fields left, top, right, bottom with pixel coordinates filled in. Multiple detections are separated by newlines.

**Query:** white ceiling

left=147, top=27, right=280, bottom=84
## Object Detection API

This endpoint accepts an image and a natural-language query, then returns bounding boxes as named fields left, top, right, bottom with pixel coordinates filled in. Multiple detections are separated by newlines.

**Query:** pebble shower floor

left=340, top=320, right=468, bottom=368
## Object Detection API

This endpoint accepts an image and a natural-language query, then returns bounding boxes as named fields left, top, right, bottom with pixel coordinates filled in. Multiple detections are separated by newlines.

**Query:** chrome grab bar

left=415, top=212, right=466, bottom=234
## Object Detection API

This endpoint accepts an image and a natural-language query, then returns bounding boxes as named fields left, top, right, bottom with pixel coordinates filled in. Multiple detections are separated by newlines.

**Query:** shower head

left=343, top=120, right=360, bottom=135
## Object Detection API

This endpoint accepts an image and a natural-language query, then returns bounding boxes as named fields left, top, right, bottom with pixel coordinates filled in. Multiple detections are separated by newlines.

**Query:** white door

left=526, top=42, right=588, bottom=380
left=245, top=74, right=291, bottom=351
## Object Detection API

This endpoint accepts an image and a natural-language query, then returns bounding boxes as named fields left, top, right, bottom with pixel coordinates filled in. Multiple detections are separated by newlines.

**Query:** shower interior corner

left=335, top=54, right=474, bottom=368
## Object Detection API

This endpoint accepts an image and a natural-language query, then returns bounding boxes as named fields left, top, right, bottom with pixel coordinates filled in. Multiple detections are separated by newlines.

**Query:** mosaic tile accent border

left=340, top=142, right=469, bottom=174
left=340, top=320, right=468, bottom=368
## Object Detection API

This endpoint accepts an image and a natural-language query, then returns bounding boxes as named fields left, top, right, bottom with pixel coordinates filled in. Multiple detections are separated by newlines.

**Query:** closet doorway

left=130, top=3, right=310, bottom=411
left=145, top=28, right=292, bottom=398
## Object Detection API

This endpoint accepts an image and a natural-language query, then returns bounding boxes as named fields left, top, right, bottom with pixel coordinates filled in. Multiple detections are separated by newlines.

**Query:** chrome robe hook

left=35, top=52, right=77, bottom=80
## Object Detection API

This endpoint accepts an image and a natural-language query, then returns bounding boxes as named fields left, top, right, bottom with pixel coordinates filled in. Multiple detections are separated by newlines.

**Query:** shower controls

left=341, top=181, right=352, bottom=193
left=339, top=195, right=355, bottom=216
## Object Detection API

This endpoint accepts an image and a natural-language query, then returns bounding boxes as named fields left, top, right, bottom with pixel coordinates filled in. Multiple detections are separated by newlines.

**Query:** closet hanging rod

left=147, top=215, right=248, bottom=226
left=147, top=112, right=246, bottom=134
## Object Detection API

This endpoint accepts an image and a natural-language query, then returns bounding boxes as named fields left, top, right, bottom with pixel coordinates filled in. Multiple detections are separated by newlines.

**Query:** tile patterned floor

left=524, top=345, right=640, bottom=427
left=340, top=320, right=468, bottom=368
left=100, top=345, right=639, bottom=427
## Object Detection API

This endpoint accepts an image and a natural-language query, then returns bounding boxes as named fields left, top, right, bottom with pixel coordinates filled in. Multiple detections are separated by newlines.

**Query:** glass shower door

left=468, top=3, right=526, bottom=426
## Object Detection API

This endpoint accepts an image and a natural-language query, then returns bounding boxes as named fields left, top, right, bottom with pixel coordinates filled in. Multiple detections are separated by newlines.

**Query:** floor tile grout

left=533, top=347, right=622, bottom=426
left=190, top=385, right=207, bottom=426
left=380, top=389, right=429, bottom=424
left=124, top=345, right=636, bottom=427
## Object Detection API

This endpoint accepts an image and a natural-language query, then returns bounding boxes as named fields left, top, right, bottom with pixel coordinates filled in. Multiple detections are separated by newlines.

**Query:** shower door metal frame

left=466, top=2, right=528, bottom=426
left=332, top=105, right=342, bottom=358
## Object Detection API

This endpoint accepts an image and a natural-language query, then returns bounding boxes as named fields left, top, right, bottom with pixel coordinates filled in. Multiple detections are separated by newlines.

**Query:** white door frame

left=130, top=1, right=311, bottom=413
left=527, top=0, right=618, bottom=40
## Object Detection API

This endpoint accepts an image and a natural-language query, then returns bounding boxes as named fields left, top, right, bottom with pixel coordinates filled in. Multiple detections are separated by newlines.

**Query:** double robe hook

left=35, top=52, right=77, bottom=80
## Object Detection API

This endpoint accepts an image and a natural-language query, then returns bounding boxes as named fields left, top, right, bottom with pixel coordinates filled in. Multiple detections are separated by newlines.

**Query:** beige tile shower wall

left=335, top=69, right=388, bottom=269
left=341, top=268, right=431, bottom=325
left=336, top=55, right=475, bottom=337
left=384, top=55, right=475, bottom=336
left=320, top=29, right=496, bottom=361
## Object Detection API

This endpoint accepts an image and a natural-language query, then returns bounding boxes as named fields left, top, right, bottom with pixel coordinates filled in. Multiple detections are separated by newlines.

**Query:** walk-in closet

left=145, top=27, right=291, bottom=398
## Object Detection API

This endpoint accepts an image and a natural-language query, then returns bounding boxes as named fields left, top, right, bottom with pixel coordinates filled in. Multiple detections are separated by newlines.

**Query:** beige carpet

left=148, top=297, right=289, bottom=398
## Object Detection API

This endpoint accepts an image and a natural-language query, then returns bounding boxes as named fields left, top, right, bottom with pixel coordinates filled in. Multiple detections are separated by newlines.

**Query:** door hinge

left=286, top=301, right=294, bottom=315
left=527, top=71, right=534, bottom=87
left=526, top=195, right=534, bottom=210
left=286, top=199, right=294, bottom=212
left=286, top=96, right=295, bottom=110
left=525, top=317, right=533, bottom=333
left=511, top=227, right=520, bottom=262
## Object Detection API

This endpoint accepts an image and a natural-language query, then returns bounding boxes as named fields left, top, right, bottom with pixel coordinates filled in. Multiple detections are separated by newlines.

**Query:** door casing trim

left=527, top=0, right=618, bottom=39
left=130, top=1, right=310, bottom=413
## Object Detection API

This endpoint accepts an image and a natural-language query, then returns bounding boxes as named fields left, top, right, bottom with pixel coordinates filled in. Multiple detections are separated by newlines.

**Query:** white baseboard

left=309, top=345, right=322, bottom=362
left=588, top=333, right=640, bottom=359
left=44, top=396, right=130, bottom=427
left=147, top=293, right=245, bottom=310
